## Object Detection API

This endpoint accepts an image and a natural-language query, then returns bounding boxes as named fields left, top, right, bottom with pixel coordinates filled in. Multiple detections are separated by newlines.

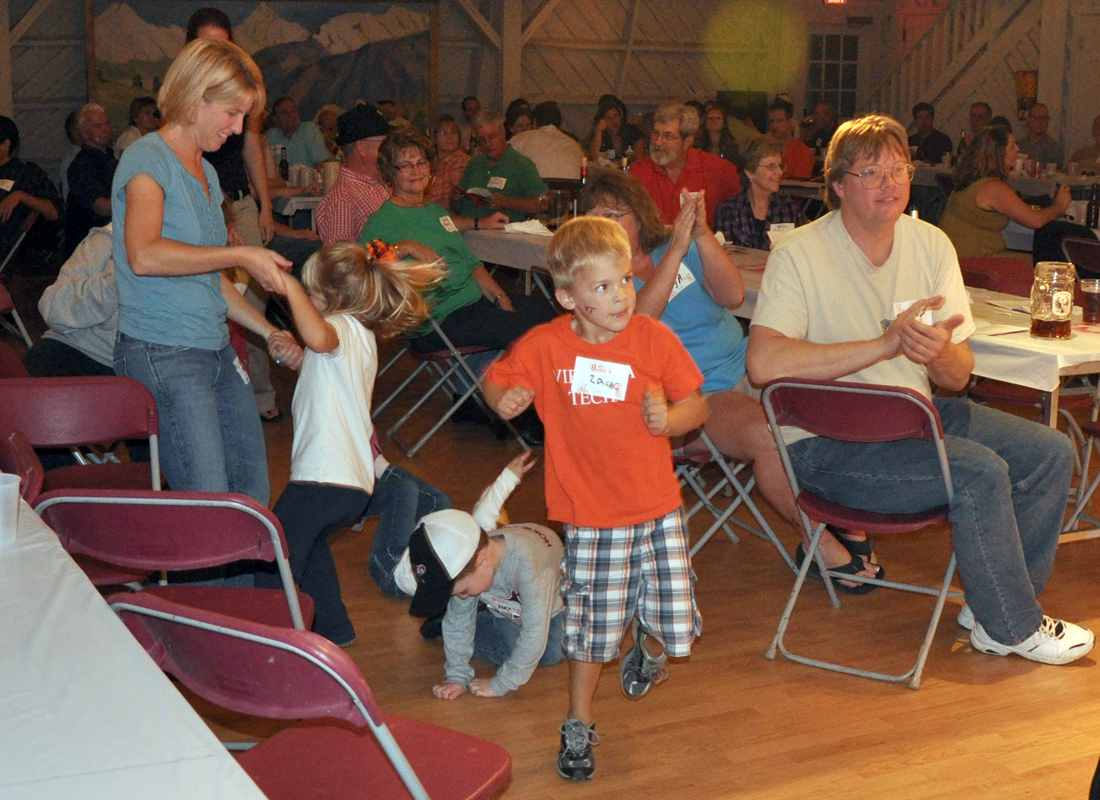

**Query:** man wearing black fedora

left=316, top=104, right=392, bottom=244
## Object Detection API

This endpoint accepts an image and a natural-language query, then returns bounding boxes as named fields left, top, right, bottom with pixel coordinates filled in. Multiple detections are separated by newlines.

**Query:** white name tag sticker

left=894, top=299, right=934, bottom=325
left=572, top=356, right=633, bottom=401
left=487, top=176, right=507, bottom=190
left=0, top=179, right=14, bottom=192
left=667, top=262, right=696, bottom=302
left=767, top=222, right=795, bottom=245
left=439, top=215, right=458, bottom=233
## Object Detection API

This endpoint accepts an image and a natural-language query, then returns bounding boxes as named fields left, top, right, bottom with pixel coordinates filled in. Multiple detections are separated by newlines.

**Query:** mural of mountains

left=93, top=1, right=431, bottom=129
left=95, top=2, right=428, bottom=62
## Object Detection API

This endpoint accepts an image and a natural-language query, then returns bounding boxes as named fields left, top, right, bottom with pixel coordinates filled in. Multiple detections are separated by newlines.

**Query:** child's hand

left=497, top=384, right=535, bottom=419
left=432, top=682, right=468, bottom=700
left=642, top=382, right=670, bottom=436
left=505, top=451, right=537, bottom=480
left=267, top=330, right=304, bottom=370
left=469, top=678, right=499, bottom=698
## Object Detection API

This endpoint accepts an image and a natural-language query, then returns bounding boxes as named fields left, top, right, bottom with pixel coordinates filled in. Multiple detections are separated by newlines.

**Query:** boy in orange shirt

left=485, top=217, right=707, bottom=781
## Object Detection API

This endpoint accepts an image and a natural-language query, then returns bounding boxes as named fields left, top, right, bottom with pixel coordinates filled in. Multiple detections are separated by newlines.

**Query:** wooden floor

left=7, top=269, right=1100, bottom=799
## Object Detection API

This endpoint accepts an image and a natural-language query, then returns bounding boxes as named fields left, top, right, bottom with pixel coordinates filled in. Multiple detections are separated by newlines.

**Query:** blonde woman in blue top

left=111, top=38, right=296, bottom=504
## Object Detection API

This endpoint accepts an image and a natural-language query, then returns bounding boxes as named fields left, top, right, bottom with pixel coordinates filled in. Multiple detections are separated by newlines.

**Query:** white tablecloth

left=0, top=501, right=266, bottom=800
left=967, top=287, right=1100, bottom=392
left=462, top=228, right=550, bottom=270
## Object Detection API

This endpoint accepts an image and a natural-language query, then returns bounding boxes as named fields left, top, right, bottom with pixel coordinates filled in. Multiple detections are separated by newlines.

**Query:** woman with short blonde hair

left=111, top=37, right=297, bottom=504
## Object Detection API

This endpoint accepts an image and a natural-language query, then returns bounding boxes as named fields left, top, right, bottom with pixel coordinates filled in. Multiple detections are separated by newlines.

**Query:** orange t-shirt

left=488, top=315, right=704, bottom=528
left=782, top=138, right=816, bottom=180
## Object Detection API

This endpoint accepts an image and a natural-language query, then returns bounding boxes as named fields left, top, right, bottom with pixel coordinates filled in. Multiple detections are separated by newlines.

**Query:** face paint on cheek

left=585, top=306, right=595, bottom=312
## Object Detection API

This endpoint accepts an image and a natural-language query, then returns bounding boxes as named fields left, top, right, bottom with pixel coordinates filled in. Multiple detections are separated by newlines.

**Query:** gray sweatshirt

left=441, top=469, right=564, bottom=696
left=38, top=225, right=118, bottom=367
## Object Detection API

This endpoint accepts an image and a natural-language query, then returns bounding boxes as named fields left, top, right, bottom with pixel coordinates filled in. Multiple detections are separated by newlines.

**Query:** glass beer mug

left=1030, top=261, right=1077, bottom=339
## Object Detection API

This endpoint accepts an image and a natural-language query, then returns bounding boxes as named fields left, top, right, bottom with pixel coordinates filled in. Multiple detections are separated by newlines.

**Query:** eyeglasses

left=395, top=159, right=431, bottom=172
left=844, top=163, right=916, bottom=189
left=758, top=162, right=787, bottom=173
left=650, top=131, right=682, bottom=144
left=596, top=209, right=631, bottom=221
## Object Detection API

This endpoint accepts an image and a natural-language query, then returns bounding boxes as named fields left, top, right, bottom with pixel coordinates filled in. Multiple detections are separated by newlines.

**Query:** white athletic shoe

left=957, top=603, right=975, bottom=631
left=971, top=616, right=1095, bottom=665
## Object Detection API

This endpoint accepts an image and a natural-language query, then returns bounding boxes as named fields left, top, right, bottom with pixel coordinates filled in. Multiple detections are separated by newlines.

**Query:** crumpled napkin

left=504, top=219, right=554, bottom=236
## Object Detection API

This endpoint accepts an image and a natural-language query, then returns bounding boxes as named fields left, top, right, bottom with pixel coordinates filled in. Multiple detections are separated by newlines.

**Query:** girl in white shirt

left=262, top=242, right=442, bottom=645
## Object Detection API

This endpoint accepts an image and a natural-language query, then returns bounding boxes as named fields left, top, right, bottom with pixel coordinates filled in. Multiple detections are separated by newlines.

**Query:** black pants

left=410, top=294, right=557, bottom=354
left=1033, top=220, right=1098, bottom=267
left=257, top=482, right=370, bottom=645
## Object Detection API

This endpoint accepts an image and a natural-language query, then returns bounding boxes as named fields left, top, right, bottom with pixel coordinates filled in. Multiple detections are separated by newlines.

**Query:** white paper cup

left=0, top=473, right=20, bottom=549
left=321, top=160, right=341, bottom=194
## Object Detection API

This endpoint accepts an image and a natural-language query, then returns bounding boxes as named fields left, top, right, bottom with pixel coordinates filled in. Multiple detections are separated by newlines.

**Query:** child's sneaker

left=556, top=718, right=598, bottom=781
left=620, top=620, right=668, bottom=699
left=970, top=616, right=1094, bottom=665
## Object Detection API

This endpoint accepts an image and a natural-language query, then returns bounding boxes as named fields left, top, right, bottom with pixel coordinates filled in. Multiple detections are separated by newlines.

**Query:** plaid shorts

left=561, top=508, right=701, bottom=663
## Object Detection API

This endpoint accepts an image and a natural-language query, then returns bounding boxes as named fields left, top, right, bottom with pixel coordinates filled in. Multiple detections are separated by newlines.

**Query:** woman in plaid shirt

left=715, top=138, right=806, bottom=251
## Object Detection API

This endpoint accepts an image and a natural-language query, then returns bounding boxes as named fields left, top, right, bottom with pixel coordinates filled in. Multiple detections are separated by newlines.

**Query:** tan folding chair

left=379, top=315, right=529, bottom=457
left=675, top=429, right=795, bottom=570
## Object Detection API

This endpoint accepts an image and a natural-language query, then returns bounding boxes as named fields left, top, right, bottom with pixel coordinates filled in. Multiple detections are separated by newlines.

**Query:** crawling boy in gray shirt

left=395, top=453, right=565, bottom=698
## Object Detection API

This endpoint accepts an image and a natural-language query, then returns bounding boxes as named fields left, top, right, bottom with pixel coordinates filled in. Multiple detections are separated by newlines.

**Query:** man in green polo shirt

left=459, top=110, right=548, bottom=223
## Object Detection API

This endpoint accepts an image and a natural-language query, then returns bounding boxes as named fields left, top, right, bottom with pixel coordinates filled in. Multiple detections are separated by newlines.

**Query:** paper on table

left=504, top=219, right=554, bottom=236
left=973, top=318, right=1030, bottom=336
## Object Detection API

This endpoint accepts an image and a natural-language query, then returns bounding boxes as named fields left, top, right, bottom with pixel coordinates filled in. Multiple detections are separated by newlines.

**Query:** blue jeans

left=787, top=397, right=1073, bottom=646
left=473, top=610, right=566, bottom=667
left=114, top=334, right=270, bottom=505
left=366, top=464, right=452, bottom=597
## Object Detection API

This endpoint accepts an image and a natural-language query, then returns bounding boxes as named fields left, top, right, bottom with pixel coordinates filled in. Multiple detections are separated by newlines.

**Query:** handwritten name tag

left=439, top=215, right=458, bottom=233
left=668, top=262, right=696, bottom=302
left=487, top=176, right=507, bottom=190
left=894, top=299, right=934, bottom=325
left=572, top=356, right=633, bottom=401
left=0, top=179, right=13, bottom=193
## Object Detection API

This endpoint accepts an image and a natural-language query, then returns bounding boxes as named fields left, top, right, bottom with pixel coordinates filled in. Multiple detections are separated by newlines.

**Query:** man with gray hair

left=459, top=109, right=547, bottom=223
left=629, top=102, right=741, bottom=228
left=747, top=113, right=1092, bottom=667
left=66, top=103, right=116, bottom=257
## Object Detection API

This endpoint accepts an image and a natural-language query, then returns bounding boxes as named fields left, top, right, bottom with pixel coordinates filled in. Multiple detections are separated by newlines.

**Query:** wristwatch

left=474, top=217, right=480, bottom=230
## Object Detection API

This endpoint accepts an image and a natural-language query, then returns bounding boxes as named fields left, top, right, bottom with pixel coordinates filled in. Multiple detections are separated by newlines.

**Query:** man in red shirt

left=629, top=103, right=741, bottom=228
left=767, top=100, right=815, bottom=180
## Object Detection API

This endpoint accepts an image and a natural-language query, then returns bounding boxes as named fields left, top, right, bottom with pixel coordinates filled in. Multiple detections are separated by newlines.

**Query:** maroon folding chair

left=35, top=489, right=313, bottom=630
left=761, top=378, right=963, bottom=689
left=958, top=256, right=1034, bottom=297
left=110, top=592, right=512, bottom=800
left=0, top=430, right=43, bottom=504
left=0, top=340, right=28, bottom=378
left=0, top=375, right=161, bottom=492
left=0, top=282, right=32, bottom=348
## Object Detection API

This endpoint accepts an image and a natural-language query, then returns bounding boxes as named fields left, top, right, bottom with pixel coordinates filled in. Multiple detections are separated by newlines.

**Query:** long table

left=0, top=501, right=267, bottom=800
left=463, top=228, right=553, bottom=297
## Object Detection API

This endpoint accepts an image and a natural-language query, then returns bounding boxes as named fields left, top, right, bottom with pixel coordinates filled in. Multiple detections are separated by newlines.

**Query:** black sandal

left=795, top=543, right=883, bottom=595
left=828, top=526, right=884, bottom=576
